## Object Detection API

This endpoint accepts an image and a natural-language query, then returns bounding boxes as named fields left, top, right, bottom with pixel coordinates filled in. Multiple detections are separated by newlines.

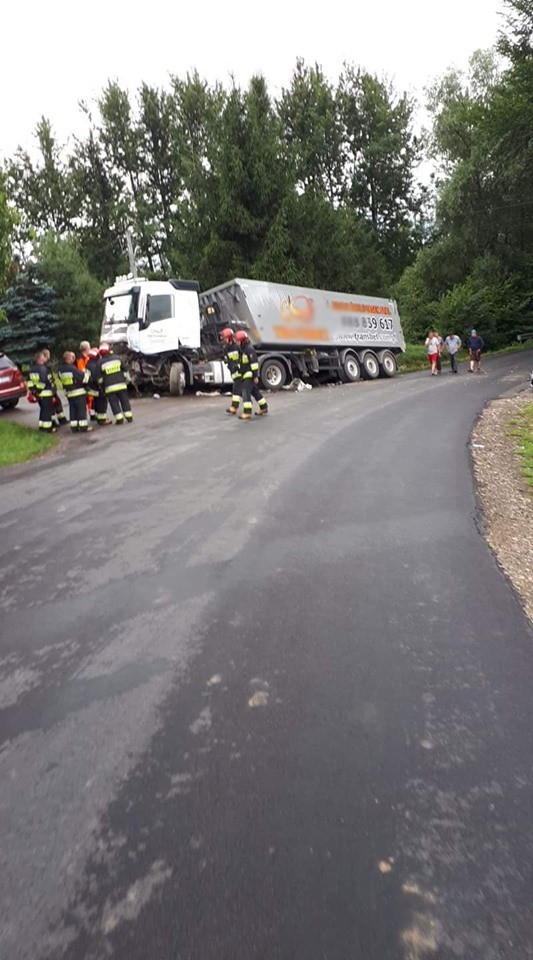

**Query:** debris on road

left=282, top=378, right=313, bottom=392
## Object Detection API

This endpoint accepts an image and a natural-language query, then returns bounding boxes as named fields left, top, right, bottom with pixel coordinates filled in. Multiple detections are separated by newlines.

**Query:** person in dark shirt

left=27, top=351, right=55, bottom=432
left=220, top=327, right=243, bottom=415
left=41, top=348, right=67, bottom=428
left=57, top=352, right=91, bottom=432
left=234, top=331, right=268, bottom=420
left=86, top=347, right=110, bottom=425
left=467, top=330, right=485, bottom=373
left=97, top=343, right=133, bottom=424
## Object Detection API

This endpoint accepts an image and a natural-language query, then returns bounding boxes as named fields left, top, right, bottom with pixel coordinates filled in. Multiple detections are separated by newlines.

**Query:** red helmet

left=99, top=342, right=110, bottom=354
left=220, top=328, right=234, bottom=342
left=235, top=330, right=249, bottom=344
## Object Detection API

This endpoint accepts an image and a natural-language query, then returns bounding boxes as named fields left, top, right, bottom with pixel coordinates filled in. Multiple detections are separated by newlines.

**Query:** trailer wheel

left=169, top=362, right=186, bottom=397
left=361, top=351, right=380, bottom=380
left=260, top=358, right=287, bottom=391
left=340, top=353, right=361, bottom=383
left=379, top=350, right=397, bottom=378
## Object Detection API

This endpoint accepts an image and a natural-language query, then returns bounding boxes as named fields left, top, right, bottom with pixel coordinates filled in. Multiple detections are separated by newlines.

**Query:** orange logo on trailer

left=280, top=295, right=315, bottom=324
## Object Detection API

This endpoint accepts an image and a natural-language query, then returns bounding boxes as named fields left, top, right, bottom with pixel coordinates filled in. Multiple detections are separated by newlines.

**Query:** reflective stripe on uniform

left=65, top=388, right=86, bottom=398
left=105, top=384, right=128, bottom=394
left=101, top=360, right=122, bottom=375
left=30, top=383, right=53, bottom=397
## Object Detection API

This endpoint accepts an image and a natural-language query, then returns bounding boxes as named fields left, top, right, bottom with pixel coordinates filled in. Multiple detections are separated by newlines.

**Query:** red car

left=0, top=352, right=27, bottom=409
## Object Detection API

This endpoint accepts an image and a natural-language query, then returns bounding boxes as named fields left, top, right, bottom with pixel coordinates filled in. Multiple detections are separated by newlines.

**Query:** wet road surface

left=1, top=353, right=533, bottom=960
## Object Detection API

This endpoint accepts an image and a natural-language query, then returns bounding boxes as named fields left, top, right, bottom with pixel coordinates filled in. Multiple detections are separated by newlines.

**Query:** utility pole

left=126, top=227, right=137, bottom=280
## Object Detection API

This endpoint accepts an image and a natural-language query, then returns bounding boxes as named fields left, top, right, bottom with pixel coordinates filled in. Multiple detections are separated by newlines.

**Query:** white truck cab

left=101, top=277, right=202, bottom=354
left=100, top=276, right=232, bottom=395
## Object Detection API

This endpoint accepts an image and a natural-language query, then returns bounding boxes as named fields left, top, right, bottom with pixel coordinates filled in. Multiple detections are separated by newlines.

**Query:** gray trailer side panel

left=200, top=278, right=405, bottom=352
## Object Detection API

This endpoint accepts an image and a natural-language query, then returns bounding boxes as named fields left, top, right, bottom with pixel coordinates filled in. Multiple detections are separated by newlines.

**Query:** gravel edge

left=471, top=391, right=533, bottom=626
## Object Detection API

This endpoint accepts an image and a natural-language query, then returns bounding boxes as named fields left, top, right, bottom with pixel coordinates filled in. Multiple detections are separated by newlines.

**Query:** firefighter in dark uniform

left=42, top=348, right=67, bottom=427
left=98, top=343, right=133, bottom=424
left=27, top=350, right=56, bottom=432
left=86, top=347, right=109, bottom=425
left=57, top=351, right=91, bottom=432
left=234, top=330, right=268, bottom=420
left=220, top=327, right=242, bottom=415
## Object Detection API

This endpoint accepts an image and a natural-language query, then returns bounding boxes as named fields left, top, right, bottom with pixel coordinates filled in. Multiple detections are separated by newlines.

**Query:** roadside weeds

left=0, top=420, right=59, bottom=469
left=507, top=401, right=533, bottom=489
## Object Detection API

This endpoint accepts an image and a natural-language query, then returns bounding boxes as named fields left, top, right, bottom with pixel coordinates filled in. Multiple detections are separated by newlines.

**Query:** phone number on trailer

left=341, top=315, right=394, bottom=331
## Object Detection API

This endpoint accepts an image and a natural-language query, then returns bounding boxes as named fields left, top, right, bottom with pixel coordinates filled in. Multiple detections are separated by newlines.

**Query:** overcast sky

left=1, top=0, right=503, bottom=160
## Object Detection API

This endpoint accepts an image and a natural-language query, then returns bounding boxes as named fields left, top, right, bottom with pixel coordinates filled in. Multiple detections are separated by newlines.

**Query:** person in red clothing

left=77, top=341, right=93, bottom=415
left=424, top=331, right=440, bottom=376
left=76, top=341, right=91, bottom=372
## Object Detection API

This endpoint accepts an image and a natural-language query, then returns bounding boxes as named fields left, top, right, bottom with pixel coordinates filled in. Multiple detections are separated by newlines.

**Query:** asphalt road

left=1, top=353, right=533, bottom=960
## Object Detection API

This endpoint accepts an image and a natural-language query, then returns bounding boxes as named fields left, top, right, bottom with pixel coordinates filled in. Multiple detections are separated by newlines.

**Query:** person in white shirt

left=424, top=331, right=440, bottom=376
left=444, top=333, right=462, bottom=374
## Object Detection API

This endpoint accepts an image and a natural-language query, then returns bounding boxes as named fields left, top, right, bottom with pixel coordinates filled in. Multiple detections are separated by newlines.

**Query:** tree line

left=0, top=0, right=532, bottom=363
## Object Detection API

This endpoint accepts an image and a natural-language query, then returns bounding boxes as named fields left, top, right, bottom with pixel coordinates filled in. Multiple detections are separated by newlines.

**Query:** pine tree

left=0, top=264, right=59, bottom=366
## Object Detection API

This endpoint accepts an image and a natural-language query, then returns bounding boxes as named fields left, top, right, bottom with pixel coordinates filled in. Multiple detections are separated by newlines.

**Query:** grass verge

left=0, top=420, right=58, bottom=468
left=398, top=340, right=533, bottom=375
left=508, top=401, right=533, bottom=490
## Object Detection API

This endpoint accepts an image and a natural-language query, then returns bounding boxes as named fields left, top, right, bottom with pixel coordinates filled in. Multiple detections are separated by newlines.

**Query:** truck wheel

left=0, top=398, right=19, bottom=409
left=361, top=351, right=380, bottom=380
left=261, top=359, right=287, bottom=391
left=341, top=353, right=361, bottom=383
left=379, top=350, right=397, bottom=378
left=169, top=362, right=186, bottom=397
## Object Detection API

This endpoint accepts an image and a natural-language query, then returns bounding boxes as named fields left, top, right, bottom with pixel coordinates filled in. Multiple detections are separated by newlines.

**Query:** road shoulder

left=472, top=390, right=533, bottom=625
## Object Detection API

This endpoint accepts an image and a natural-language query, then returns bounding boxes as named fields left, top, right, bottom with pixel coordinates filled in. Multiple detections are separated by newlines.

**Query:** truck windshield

left=103, top=294, right=136, bottom=326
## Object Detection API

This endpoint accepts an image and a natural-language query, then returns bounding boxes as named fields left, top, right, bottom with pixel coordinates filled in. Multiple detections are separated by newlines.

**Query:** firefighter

left=220, top=327, right=242, bottom=415
left=234, top=330, right=268, bottom=420
left=86, top=347, right=110, bottom=425
left=57, top=351, right=91, bottom=432
left=42, top=348, right=67, bottom=427
left=27, top=350, right=56, bottom=433
left=98, top=343, right=133, bottom=424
